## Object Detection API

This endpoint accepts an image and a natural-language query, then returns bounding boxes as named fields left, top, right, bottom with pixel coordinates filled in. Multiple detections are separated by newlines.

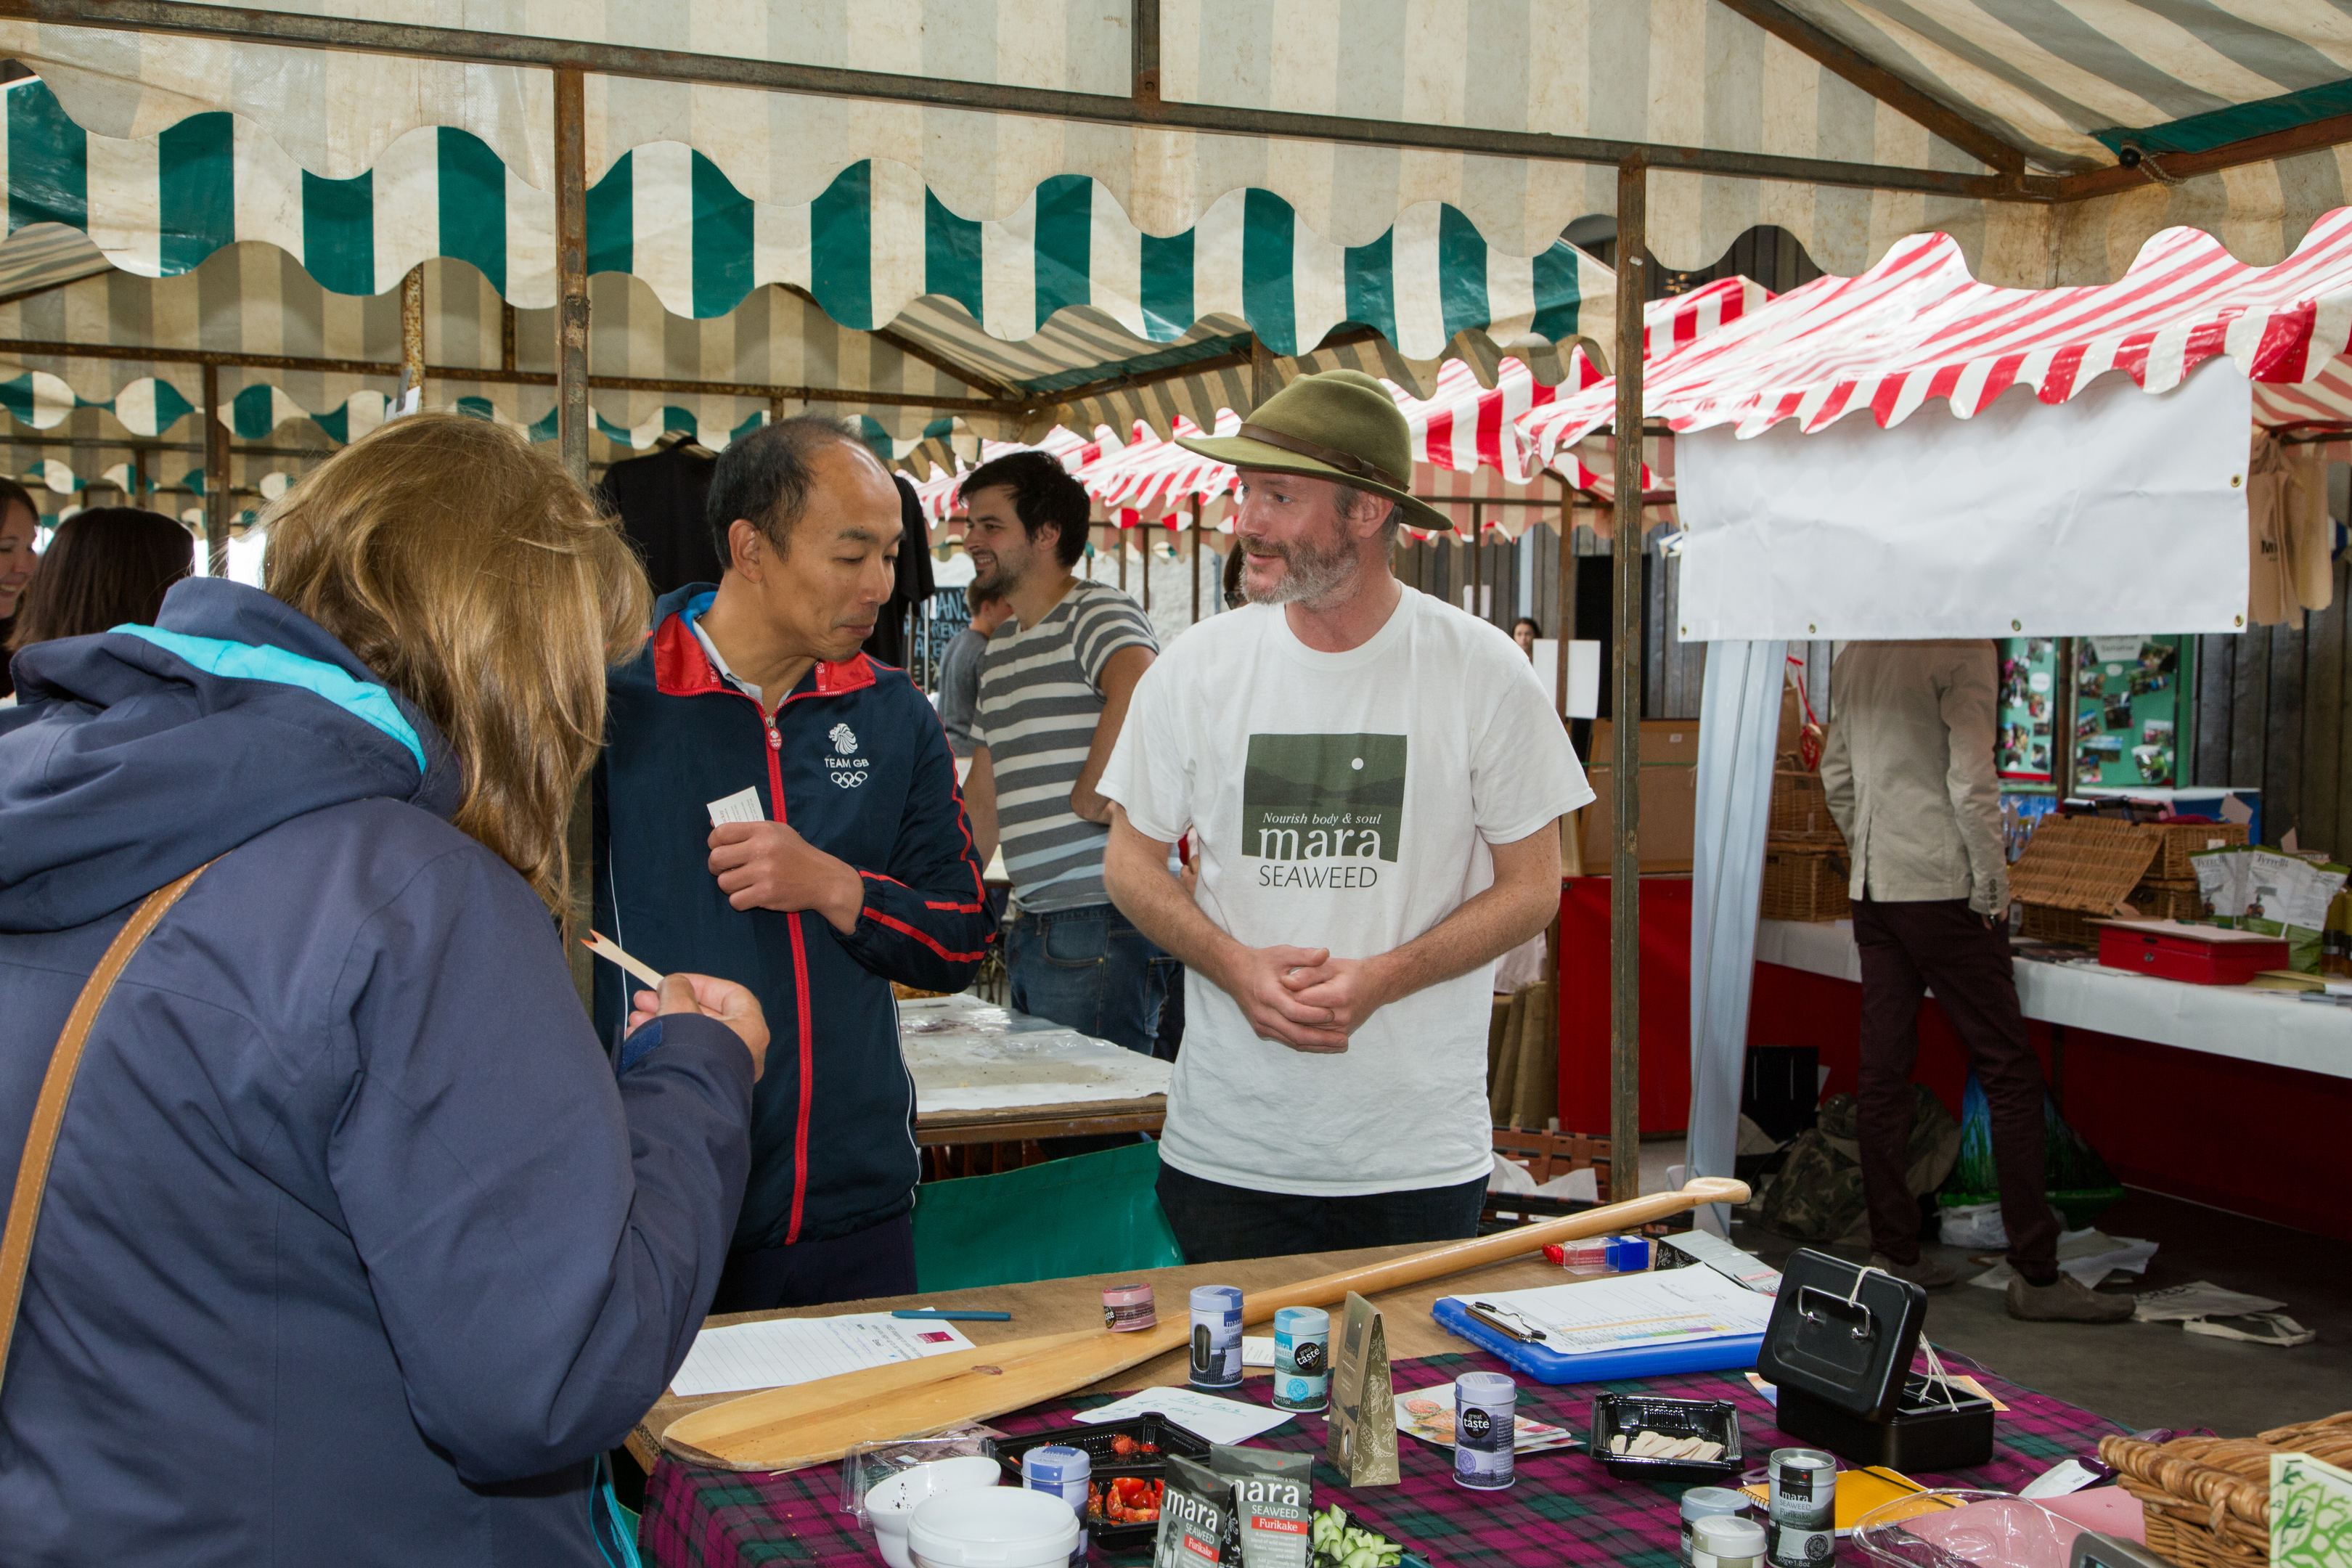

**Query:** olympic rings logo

left=832, top=771, right=869, bottom=788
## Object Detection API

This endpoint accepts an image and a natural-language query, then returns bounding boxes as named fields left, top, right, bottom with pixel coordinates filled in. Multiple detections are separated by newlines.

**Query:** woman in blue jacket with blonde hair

left=0, top=412, right=766, bottom=1566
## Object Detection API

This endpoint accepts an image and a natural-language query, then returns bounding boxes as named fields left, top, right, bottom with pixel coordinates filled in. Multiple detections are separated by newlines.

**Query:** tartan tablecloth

left=641, top=1349, right=2126, bottom=1567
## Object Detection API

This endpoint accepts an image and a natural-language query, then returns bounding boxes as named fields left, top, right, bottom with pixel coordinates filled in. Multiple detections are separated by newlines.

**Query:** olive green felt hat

left=1175, top=369, right=1447, bottom=533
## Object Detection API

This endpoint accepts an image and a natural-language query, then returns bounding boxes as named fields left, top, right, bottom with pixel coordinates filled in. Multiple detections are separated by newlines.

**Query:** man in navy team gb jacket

left=595, top=417, right=992, bottom=1312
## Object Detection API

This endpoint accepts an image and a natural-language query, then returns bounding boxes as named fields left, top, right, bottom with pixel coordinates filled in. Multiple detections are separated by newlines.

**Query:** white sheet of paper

left=1071, top=1387, right=1294, bottom=1445
left=1969, top=1230, right=2157, bottom=1291
left=1450, top=1263, right=1778, bottom=1356
left=670, top=1313, right=975, bottom=1397
left=707, top=787, right=764, bottom=828
left=1243, top=1336, right=1275, bottom=1368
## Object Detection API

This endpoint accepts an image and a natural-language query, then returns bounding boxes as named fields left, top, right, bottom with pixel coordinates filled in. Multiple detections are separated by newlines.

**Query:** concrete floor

left=1686, top=1151, right=2352, bottom=1435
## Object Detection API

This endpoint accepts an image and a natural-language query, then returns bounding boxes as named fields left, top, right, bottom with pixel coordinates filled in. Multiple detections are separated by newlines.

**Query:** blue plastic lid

left=1274, top=1306, right=1328, bottom=1334
left=1021, top=1445, right=1090, bottom=1484
left=1190, top=1285, right=1242, bottom=1313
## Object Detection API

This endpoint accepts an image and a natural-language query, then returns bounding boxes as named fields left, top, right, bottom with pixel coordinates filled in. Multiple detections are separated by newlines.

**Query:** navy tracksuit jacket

left=595, top=585, right=993, bottom=1252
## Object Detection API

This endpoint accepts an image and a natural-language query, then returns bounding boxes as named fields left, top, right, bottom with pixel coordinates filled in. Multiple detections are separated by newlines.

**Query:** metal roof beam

left=0, top=336, right=1022, bottom=413
left=0, top=0, right=2005, bottom=200
left=1710, top=0, right=2026, bottom=175
left=2043, top=110, right=2352, bottom=200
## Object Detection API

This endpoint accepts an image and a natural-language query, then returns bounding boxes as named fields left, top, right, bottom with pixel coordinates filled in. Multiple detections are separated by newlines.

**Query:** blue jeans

left=1006, top=903, right=1165, bottom=1056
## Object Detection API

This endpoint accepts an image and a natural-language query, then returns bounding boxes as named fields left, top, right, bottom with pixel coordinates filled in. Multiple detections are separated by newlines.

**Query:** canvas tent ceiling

left=15, top=1, right=2352, bottom=291
left=0, top=61, right=1616, bottom=464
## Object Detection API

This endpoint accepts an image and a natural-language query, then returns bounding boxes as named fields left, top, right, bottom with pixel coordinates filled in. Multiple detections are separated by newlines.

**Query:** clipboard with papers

left=1433, top=1263, right=1773, bottom=1384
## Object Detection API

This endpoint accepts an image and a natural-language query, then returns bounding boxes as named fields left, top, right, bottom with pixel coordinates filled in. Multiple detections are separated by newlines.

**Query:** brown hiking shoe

left=2006, top=1274, right=2134, bottom=1323
left=1869, top=1251, right=1961, bottom=1289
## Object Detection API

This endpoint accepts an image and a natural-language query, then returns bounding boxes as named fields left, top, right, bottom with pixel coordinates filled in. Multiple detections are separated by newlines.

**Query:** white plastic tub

left=865, top=1456, right=1003, bottom=1568
left=908, top=1487, right=1082, bottom=1568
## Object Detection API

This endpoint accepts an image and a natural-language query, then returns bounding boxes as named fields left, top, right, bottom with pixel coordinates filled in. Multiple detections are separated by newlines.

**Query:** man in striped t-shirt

left=962, top=452, right=1165, bottom=1054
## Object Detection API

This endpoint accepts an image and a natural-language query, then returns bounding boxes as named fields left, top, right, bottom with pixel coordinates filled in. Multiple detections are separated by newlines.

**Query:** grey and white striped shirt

left=976, top=580, right=1158, bottom=912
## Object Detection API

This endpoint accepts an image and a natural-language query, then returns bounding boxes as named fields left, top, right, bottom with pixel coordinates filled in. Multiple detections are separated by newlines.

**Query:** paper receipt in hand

left=708, top=788, right=764, bottom=828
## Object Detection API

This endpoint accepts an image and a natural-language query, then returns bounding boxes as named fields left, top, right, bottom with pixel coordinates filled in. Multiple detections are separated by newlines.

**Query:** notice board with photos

left=1996, top=637, right=2062, bottom=785
left=1996, top=634, right=2194, bottom=793
left=2074, top=634, right=2191, bottom=790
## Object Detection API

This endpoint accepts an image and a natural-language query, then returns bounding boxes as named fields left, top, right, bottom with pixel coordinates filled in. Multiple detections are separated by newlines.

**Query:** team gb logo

left=826, top=722, right=868, bottom=788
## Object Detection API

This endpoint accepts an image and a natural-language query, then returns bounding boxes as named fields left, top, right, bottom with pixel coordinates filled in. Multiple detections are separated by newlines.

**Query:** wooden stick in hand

left=581, top=931, right=665, bottom=990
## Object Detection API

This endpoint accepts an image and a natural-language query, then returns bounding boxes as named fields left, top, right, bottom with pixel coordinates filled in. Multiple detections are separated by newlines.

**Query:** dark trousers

left=1156, top=1162, right=1489, bottom=1265
left=710, top=1211, right=918, bottom=1314
left=1853, top=897, right=2058, bottom=1281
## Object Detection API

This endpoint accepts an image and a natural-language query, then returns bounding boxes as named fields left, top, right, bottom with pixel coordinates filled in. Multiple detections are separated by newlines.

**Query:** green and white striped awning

left=0, top=78, right=1605, bottom=362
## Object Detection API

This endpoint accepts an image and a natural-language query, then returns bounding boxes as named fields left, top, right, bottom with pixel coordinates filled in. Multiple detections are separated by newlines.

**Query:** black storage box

left=1757, top=1249, right=1993, bottom=1471
left=1776, top=1375, right=1995, bottom=1471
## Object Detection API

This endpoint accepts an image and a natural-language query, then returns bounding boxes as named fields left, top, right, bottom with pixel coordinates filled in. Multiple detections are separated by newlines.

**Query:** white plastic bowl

left=865, top=1456, right=1003, bottom=1568
left=908, top=1486, right=1081, bottom=1568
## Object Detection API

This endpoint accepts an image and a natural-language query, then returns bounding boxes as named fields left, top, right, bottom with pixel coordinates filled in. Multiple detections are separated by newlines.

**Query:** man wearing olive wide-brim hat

left=1098, top=369, right=1593, bottom=1262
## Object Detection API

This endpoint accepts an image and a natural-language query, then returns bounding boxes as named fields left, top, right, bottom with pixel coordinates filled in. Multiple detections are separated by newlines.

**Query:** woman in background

left=7, top=505, right=195, bottom=656
left=1512, top=616, right=1541, bottom=659
left=0, top=478, right=40, bottom=699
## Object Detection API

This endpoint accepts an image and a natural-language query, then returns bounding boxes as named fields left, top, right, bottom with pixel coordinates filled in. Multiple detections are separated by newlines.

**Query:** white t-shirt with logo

left=1098, top=586, right=1593, bottom=1196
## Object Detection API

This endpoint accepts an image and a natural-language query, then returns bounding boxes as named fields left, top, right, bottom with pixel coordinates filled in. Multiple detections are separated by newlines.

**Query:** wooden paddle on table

left=660, top=1176, right=1749, bottom=1471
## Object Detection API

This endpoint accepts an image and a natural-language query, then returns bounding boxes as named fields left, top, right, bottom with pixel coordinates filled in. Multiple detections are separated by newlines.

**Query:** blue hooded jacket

left=0, top=579, right=754, bottom=1567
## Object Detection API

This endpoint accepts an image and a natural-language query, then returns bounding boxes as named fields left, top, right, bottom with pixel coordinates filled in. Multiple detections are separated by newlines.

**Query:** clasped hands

left=707, top=821, right=863, bottom=933
left=1215, top=943, right=1395, bottom=1054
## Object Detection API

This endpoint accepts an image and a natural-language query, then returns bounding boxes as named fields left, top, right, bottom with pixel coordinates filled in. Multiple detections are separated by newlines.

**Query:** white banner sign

left=1673, top=362, right=2253, bottom=641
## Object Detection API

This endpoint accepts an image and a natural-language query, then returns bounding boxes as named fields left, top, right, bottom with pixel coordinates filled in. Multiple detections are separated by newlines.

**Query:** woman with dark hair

left=6, top=505, right=195, bottom=656
left=0, top=414, right=765, bottom=1564
left=1512, top=616, right=1542, bottom=659
left=0, top=478, right=39, bottom=699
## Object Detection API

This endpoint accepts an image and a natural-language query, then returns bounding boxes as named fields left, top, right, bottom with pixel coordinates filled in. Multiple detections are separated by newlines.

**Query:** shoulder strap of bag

left=0, top=861, right=212, bottom=1393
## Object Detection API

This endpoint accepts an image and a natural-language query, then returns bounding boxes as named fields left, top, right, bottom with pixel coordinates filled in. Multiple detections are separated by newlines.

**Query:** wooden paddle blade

left=661, top=1322, right=1188, bottom=1471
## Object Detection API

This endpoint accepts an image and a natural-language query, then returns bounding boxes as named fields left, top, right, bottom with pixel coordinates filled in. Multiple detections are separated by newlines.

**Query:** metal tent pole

left=201, top=362, right=229, bottom=577
left=555, top=63, right=595, bottom=1011
left=1555, top=481, right=1574, bottom=716
left=1609, top=157, right=1647, bottom=1201
left=399, top=264, right=425, bottom=409
left=1191, top=507, right=1201, bottom=622
left=555, top=66, right=590, bottom=485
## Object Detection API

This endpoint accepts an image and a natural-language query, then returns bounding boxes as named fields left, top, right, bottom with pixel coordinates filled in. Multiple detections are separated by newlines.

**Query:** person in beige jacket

left=1821, top=640, right=2130, bottom=1324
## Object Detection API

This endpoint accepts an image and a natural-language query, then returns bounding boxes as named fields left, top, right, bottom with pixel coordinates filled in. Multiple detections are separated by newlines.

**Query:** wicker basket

left=2099, top=1410, right=2352, bottom=1567
left=1770, top=769, right=1837, bottom=837
left=1761, top=844, right=1850, bottom=922
left=2020, top=902, right=2103, bottom=947
left=2009, top=816, right=2160, bottom=938
left=2130, top=878, right=2208, bottom=922
left=2143, top=820, right=2250, bottom=880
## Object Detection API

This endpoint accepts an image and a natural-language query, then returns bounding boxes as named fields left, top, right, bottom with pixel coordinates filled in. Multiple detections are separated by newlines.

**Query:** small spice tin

left=1101, top=1282, right=1156, bottom=1333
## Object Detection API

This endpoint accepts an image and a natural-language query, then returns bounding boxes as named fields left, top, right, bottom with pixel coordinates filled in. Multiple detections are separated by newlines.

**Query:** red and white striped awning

left=1520, top=221, right=2352, bottom=465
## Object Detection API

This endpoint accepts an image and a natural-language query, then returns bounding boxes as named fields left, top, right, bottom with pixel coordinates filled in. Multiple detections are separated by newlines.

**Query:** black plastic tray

left=1588, top=1392, right=1744, bottom=1485
left=986, top=1413, right=1212, bottom=1553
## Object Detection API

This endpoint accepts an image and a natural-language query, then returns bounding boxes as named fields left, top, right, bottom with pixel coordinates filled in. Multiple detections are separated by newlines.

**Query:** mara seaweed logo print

left=1238, top=732, right=1408, bottom=889
left=825, top=722, right=870, bottom=788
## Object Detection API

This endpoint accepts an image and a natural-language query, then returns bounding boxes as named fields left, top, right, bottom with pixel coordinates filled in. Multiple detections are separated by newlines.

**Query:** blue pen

left=891, top=1309, right=1013, bottom=1322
